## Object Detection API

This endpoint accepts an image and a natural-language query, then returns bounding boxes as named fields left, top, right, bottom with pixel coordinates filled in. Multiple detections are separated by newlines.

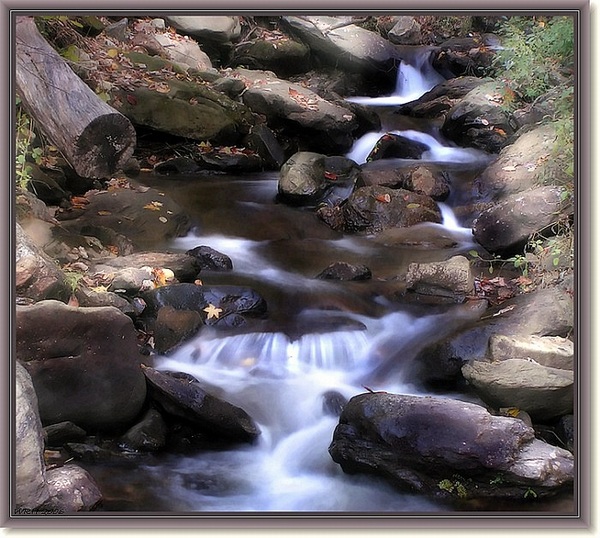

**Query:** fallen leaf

left=324, top=171, right=338, bottom=180
left=107, top=48, right=119, bottom=58
left=501, top=165, right=517, bottom=171
left=126, top=94, right=138, bottom=105
left=97, top=210, right=112, bottom=216
left=203, top=303, right=223, bottom=320
left=143, top=201, right=163, bottom=211
left=375, top=193, right=391, bottom=203
left=481, top=118, right=490, bottom=126
left=158, top=216, right=168, bottom=223
left=406, top=203, right=421, bottom=209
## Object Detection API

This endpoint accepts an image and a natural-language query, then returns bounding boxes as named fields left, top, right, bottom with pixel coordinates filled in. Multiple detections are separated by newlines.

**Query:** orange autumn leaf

left=375, top=193, right=391, bottom=203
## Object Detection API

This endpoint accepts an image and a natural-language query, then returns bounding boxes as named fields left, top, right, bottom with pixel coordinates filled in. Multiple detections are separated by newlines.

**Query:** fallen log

left=15, top=16, right=136, bottom=178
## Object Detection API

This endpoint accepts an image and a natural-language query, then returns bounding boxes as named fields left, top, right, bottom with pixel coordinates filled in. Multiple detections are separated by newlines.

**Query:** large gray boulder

left=16, top=301, right=147, bottom=432
left=15, top=362, right=50, bottom=510
left=387, top=16, right=422, bottom=45
left=405, top=255, right=475, bottom=299
left=329, top=392, right=574, bottom=501
left=488, top=334, right=573, bottom=371
left=45, top=464, right=103, bottom=512
left=166, top=16, right=242, bottom=43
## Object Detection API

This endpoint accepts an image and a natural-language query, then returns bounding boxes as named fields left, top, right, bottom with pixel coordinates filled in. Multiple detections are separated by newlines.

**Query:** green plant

left=15, top=97, right=44, bottom=190
left=63, top=270, right=85, bottom=294
left=524, top=487, right=538, bottom=499
left=438, top=477, right=468, bottom=498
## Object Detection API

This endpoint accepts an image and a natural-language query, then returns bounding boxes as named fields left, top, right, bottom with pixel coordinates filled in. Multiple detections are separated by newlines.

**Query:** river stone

left=387, top=16, right=422, bottom=45
left=16, top=300, right=147, bottom=432
left=461, top=359, right=574, bottom=420
left=44, top=421, right=87, bottom=447
left=15, top=361, right=51, bottom=510
left=153, top=31, right=212, bottom=72
left=45, top=464, right=102, bottom=512
left=322, top=391, right=348, bottom=417
left=166, top=16, right=242, bottom=43
left=472, top=185, right=573, bottom=255
left=154, top=156, right=201, bottom=175
left=119, top=408, right=168, bottom=452
left=342, top=186, right=442, bottom=234
left=186, top=246, right=233, bottom=272
left=442, top=81, right=518, bottom=153
left=475, top=123, right=566, bottom=201
left=244, top=124, right=287, bottom=170
left=406, top=255, right=474, bottom=299
left=74, top=286, right=135, bottom=314
left=316, top=262, right=372, bottom=281
left=487, top=334, right=574, bottom=371
left=142, top=366, right=261, bottom=443
left=16, top=223, right=71, bottom=303
left=329, top=392, right=573, bottom=500
left=366, top=133, right=429, bottom=161
left=153, top=306, right=202, bottom=354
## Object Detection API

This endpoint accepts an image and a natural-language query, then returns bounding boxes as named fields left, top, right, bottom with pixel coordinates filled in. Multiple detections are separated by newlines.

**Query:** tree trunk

left=15, top=16, right=136, bottom=179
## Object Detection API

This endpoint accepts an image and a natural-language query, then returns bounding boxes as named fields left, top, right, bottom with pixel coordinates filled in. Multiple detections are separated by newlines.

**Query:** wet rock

left=556, top=415, right=574, bottom=452
left=316, top=262, right=372, bottom=281
left=142, top=366, right=261, bottom=443
left=432, top=36, right=496, bottom=78
left=244, top=124, right=287, bottom=170
left=64, top=442, right=140, bottom=463
left=74, top=286, right=135, bottom=314
left=17, top=300, right=147, bottom=432
left=366, top=133, right=429, bottom=161
left=153, top=306, right=202, bottom=354
left=57, top=183, right=191, bottom=251
left=46, top=464, right=102, bottom=512
left=196, top=149, right=262, bottom=174
left=396, top=76, right=491, bottom=119
left=442, top=80, right=518, bottom=153
left=406, top=255, right=475, bottom=299
left=487, top=334, right=573, bottom=371
left=342, top=186, right=442, bottom=234
left=472, top=185, right=573, bottom=255
left=278, top=152, right=360, bottom=207
left=475, top=123, right=567, bottom=202
left=322, top=391, right=348, bottom=417
left=16, top=362, right=51, bottom=510
left=329, top=392, right=574, bottom=500
left=166, top=16, right=242, bottom=43
left=387, top=16, right=422, bottom=45
left=234, top=68, right=357, bottom=154
left=154, top=156, right=201, bottom=175
left=44, top=421, right=87, bottom=447
left=461, top=359, right=574, bottom=420
left=371, top=224, right=461, bottom=250
left=186, top=245, right=233, bottom=271
left=119, top=408, right=168, bottom=452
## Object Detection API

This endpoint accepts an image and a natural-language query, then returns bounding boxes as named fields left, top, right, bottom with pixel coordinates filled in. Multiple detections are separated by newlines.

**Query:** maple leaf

left=203, top=303, right=223, bottom=320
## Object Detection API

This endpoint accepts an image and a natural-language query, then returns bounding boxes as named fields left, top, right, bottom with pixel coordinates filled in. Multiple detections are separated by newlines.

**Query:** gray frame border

left=1, top=0, right=595, bottom=533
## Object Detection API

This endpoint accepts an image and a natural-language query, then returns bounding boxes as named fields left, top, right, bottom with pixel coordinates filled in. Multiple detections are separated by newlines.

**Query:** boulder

left=57, top=183, right=191, bottom=251
left=16, top=223, right=71, bottom=303
left=278, top=152, right=360, bottom=206
left=16, top=301, right=147, bottom=432
left=45, top=464, right=102, bottom=512
left=475, top=123, right=567, bottom=201
left=233, top=68, right=358, bottom=154
left=341, top=186, right=442, bottom=234
left=316, top=262, right=372, bottom=281
left=166, top=16, right=242, bottom=43
left=461, top=359, right=574, bottom=420
left=142, top=366, right=261, bottom=443
left=387, top=17, right=422, bottom=45
left=472, top=186, right=573, bottom=255
left=119, top=408, right=168, bottom=452
left=44, top=421, right=87, bottom=447
left=487, top=334, right=573, bottom=371
left=329, top=392, right=574, bottom=500
left=152, top=31, right=212, bottom=72
left=432, top=36, right=496, bottom=78
left=185, top=245, right=233, bottom=272
left=405, top=255, right=474, bottom=299
left=15, top=362, right=50, bottom=510
left=244, top=124, right=287, bottom=169
left=153, top=306, right=203, bottom=354
left=442, top=81, right=518, bottom=153
left=366, top=133, right=429, bottom=161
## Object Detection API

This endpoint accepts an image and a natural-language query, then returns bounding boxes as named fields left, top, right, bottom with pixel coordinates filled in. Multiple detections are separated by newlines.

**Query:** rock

left=556, top=415, right=574, bottom=452
left=154, top=156, right=201, bottom=175
left=230, top=33, right=310, bottom=76
left=406, top=255, right=474, bottom=299
left=44, top=421, right=87, bottom=447
left=244, top=124, right=287, bottom=170
left=322, top=391, right=348, bottom=417
left=26, top=163, right=70, bottom=206
left=119, top=408, right=168, bottom=452
left=316, top=262, right=372, bottom=281
left=16, top=300, right=147, bottom=432
left=196, top=148, right=262, bottom=174
left=360, top=164, right=451, bottom=201
left=141, top=283, right=267, bottom=328
left=45, top=464, right=102, bottom=512
left=111, top=79, right=254, bottom=145
left=341, top=186, right=442, bottom=234
left=388, top=16, right=422, bottom=45
left=16, top=187, right=57, bottom=226
left=329, top=392, right=574, bottom=500
left=461, top=359, right=574, bottom=420
left=475, top=123, right=567, bottom=201
left=142, top=366, right=261, bottom=443
left=432, top=36, right=496, bottom=78
left=442, top=81, right=518, bottom=153
left=396, top=76, right=491, bottom=119
left=487, top=334, right=573, bottom=371
left=16, top=223, right=71, bottom=303
left=15, top=362, right=51, bottom=510
left=185, top=245, right=233, bottom=271
left=74, top=286, right=135, bottom=314
left=233, top=68, right=358, bottom=154
left=366, top=133, right=429, bottom=161
left=153, top=306, right=202, bottom=354
left=514, top=86, right=570, bottom=129
left=166, top=16, right=242, bottom=43
left=278, top=152, right=360, bottom=206
left=283, top=16, right=400, bottom=75
left=472, top=186, right=573, bottom=255
left=153, top=31, right=212, bottom=72
left=371, top=224, right=462, bottom=250
left=104, top=18, right=129, bottom=42
left=57, top=183, right=191, bottom=251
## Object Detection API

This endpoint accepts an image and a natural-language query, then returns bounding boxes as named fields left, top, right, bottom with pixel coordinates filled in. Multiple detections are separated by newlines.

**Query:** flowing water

left=83, top=48, right=569, bottom=514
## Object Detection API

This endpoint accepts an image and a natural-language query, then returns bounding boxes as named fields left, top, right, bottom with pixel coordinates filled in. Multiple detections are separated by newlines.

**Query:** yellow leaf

left=406, top=203, right=421, bottom=209
left=107, top=48, right=119, bottom=58
left=203, top=303, right=223, bottom=320
left=143, top=201, right=163, bottom=211
left=97, top=210, right=112, bottom=216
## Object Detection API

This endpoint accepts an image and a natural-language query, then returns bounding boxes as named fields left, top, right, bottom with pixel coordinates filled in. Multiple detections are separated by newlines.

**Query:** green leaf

left=468, top=250, right=480, bottom=258
left=553, top=257, right=560, bottom=266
